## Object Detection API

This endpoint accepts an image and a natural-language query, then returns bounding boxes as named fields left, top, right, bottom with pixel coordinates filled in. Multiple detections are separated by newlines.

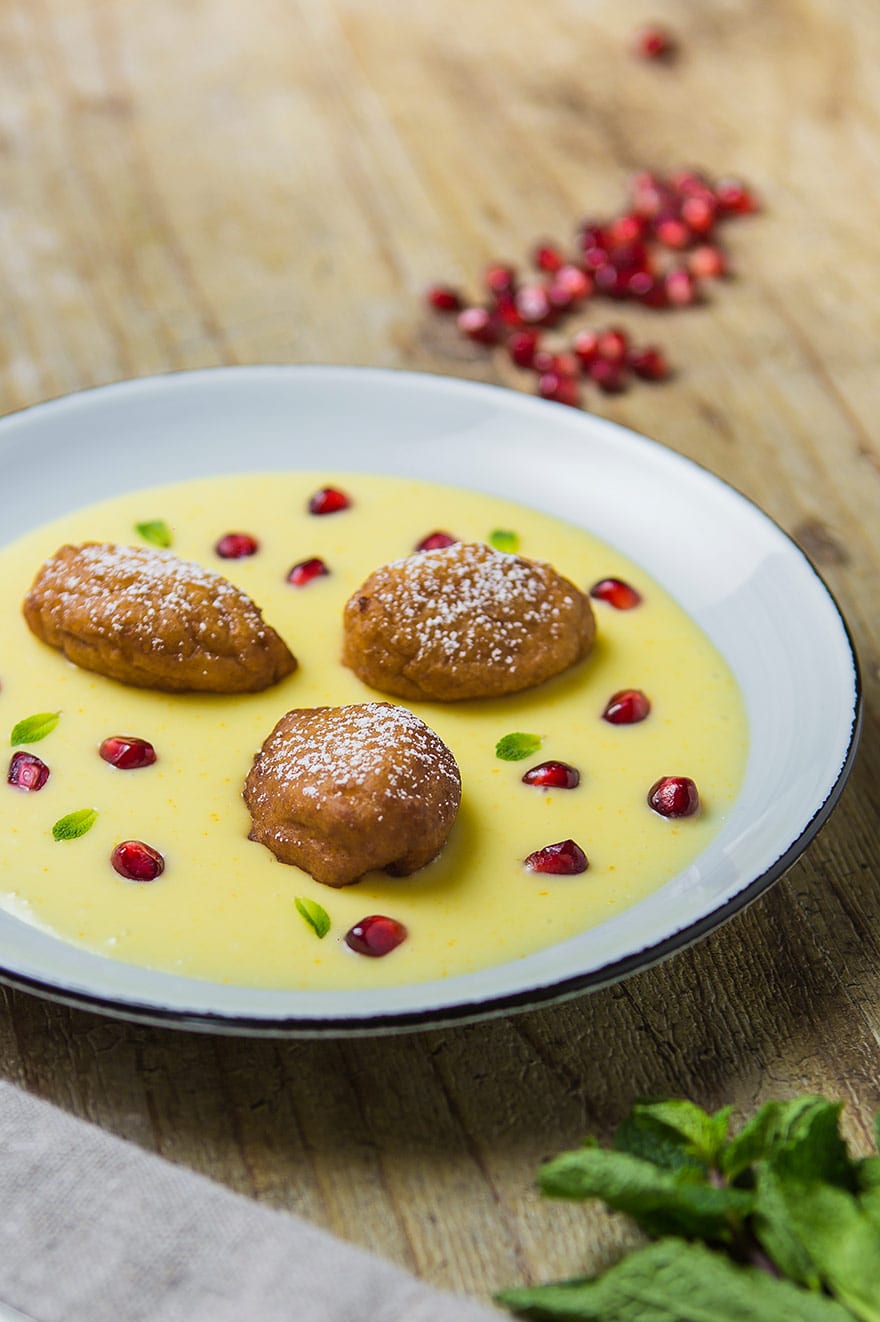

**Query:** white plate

left=0, top=367, right=861, bottom=1035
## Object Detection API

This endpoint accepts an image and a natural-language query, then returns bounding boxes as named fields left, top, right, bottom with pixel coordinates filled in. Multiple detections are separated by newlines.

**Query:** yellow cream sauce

left=0, top=473, right=748, bottom=989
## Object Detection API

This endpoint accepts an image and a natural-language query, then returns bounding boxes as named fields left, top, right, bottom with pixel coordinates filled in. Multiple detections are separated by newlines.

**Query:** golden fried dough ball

left=342, top=541, right=595, bottom=701
left=23, top=542, right=296, bottom=693
left=243, top=702, right=461, bottom=887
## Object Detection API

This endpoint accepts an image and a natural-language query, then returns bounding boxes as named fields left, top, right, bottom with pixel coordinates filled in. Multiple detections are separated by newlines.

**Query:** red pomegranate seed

left=534, top=350, right=579, bottom=377
left=485, top=263, right=517, bottom=297
left=345, top=914, right=407, bottom=957
left=553, top=265, right=593, bottom=300
left=507, top=329, right=542, bottom=368
left=308, top=486, right=351, bottom=516
left=655, top=217, right=691, bottom=250
left=7, top=751, right=50, bottom=791
left=516, top=284, right=554, bottom=325
left=537, top=372, right=580, bottom=407
left=627, top=270, right=668, bottom=306
left=426, top=284, right=463, bottom=313
left=596, top=327, right=629, bottom=361
left=415, top=531, right=458, bottom=552
left=715, top=177, right=758, bottom=214
left=524, top=839, right=589, bottom=875
left=634, top=24, right=676, bottom=59
left=647, top=776, right=700, bottom=818
left=573, top=329, right=600, bottom=366
left=582, top=244, right=611, bottom=273
left=493, top=293, right=523, bottom=328
left=606, top=213, right=647, bottom=247
left=680, top=195, right=717, bottom=235
left=577, top=221, right=607, bottom=251
left=99, top=736, right=157, bottom=770
left=670, top=168, right=712, bottom=196
left=588, top=358, right=628, bottom=394
left=629, top=346, right=670, bottom=380
left=457, top=306, right=500, bottom=344
left=215, top=532, right=259, bottom=559
left=111, top=840, right=165, bottom=882
left=287, top=557, right=329, bottom=586
left=590, top=577, right=642, bottom=609
left=629, top=172, right=669, bottom=218
left=594, top=263, right=630, bottom=299
left=689, top=244, right=727, bottom=278
left=665, top=267, right=700, bottom=305
left=602, top=689, right=651, bottom=724
left=533, top=243, right=564, bottom=274
left=522, top=761, right=580, bottom=789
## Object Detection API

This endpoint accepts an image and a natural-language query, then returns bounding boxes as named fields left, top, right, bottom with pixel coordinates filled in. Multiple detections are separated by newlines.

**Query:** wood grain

left=0, top=0, right=878, bottom=1307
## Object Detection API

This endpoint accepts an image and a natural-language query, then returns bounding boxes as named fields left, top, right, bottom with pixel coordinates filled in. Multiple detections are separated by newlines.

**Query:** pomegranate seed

left=606, top=213, right=647, bottom=247
left=507, top=330, right=542, bottom=368
left=7, top=751, right=50, bottom=791
left=415, top=531, right=458, bottom=552
left=572, top=329, right=600, bottom=366
left=522, top=760, right=580, bottom=789
left=627, top=271, right=668, bottom=306
left=670, top=168, right=712, bottom=196
left=602, top=689, right=651, bottom=724
left=516, top=284, right=554, bottom=326
left=581, top=244, right=611, bottom=273
left=111, top=840, right=165, bottom=882
left=594, top=263, right=630, bottom=299
left=629, top=346, right=670, bottom=380
left=680, top=195, right=717, bottom=235
left=485, top=263, right=517, bottom=297
left=457, top=306, right=500, bottom=344
left=655, top=217, right=691, bottom=250
left=546, top=281, right=577, bottom=314
left=524, top=839, right=589, bottom=875
left=629, top=175, right=668, bottom=218
left=553, top=265, right=593, bottom=300
left=634, top=24, right=676, bottom=59
left=715, top=177, right=758, bottom=214
left=596, top=327, right=629, bottom=361
left=665, top=267, right=700, bottom=306
left=533, top=243, right=564, bottom=274
left=534, top=350, right=578, bottom=377
left=647, top=776, right=701, bottom=818
left=99, top=736, right=157, bottom=770
left=308, top=486, right=350, bottom=516
left=537, top=372, right=580, bottom=407
left=426, top=284, right=463, bottom=313
left=588, top=358, right=628, bottom=394
left=590, top=577, right=642, bottom=609
left=287, top=557, right=329, bottom=587
left=215, top=532, right=259, bottom=559
left=576, top=221, right=607, bottom=251
left=689, top=244, right=727, bottom=279
left=493, top=293, right=523, bottom=328
left=345, top=914, right=407, bottom=957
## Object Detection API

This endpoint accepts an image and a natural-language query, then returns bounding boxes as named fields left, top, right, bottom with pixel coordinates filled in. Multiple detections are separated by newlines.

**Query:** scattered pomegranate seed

left=606, top=213, right=646, bottom=247
left=633, top=24, right=676, bottom=60
left=111, top=840, right=165, bottom=882
left=602, top=689, right=651, bottom=725
left=415, top=531, right=458, bottom=551
left=655, top=217, right=691, bottom=250
left=629, top=171, right=669, bottom=218
left=627, top=270, right=668, bottom=306
left=7, top=751, right=50, bottom=791
left=485, top=263, right=517, bottom=297
left=524, top=839, right=589, bottom=875
left=493, top=293, right=523, bottom=329
left=537, top=372, right=580, bottom=407
left=629, top=346, right=670, bottom=380
left=680, top=195, right=716, bottom=235
left=287, top=557, right=329, bottom=586
left=594, top=263, right=630, bottom=299
left=581, top=244, right=611, bottom=273
left=99, top=736, right=157, bottom=770
left=308, top=486, right=351, bottom=516
left=648, top=776, right=701, bottom=818
left=516, top=284, right=554, bottom=326
left=715, top=177, right=759, bottom=214
left=665, top=267, right=700, bottom=306
left=522, top=761, right=581, bottom=789
left=426, top=284, right=463, bottom=313
left=507, top=329, right=542, bottom=368
left=596, top=327, right=629, bottom=362
left=345, top=914, right=407, bottom=957
left=533, top=243, right=564, bottom=274
left=577, top=220, right=607, bottom=251
left=572, top=329, right=600, bottom=366
left=215, top=532, right=259, bottom=559
left=590, top=577, right=643, bottom=609
left=457, top=306, right=500, bottom=344
left=588, top=359, right=628, bottom=394
left=553, top=265, right=593, bottom=301
left=689, top=244, right=727, bottom=279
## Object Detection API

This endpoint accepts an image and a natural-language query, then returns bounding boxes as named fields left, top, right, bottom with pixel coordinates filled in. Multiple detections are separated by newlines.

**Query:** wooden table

left=1, top=0, right=878, bottom=1308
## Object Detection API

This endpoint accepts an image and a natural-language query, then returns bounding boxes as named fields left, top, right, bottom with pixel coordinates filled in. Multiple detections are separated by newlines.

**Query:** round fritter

left=243, top=702, right=461, bottom=887
left=22, top=542, right=296, bottom=693
left=342, top=541, right=595, bottom=701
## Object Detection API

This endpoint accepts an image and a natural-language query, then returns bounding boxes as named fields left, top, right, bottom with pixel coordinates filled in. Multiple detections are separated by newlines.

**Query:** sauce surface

left=0, top=473, right=748, bottom=989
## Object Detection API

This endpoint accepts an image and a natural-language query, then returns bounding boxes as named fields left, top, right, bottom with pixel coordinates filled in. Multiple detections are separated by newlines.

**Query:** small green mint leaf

left=489, top=529, right=520, bottom=553
left=496, top=732, right=542, bottom=762
left=295, top=897, right=331, bottom=939
left=721, top=1097, right=852, bottom=1185
left=52, top=808, right=98, bottom=841
left=10, top=712, right=60, bottom=746
left=135, top=519, right=173, bottom=548
left=614, top=1100, right=732, bottom=1173
left=496, top=1238, right=855, bottom=1321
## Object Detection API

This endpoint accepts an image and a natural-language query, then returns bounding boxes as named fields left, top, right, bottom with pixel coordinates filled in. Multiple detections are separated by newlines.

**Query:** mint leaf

left=497, top=1238, right=853, bottom=1321
left=489, top=529, right=520, bottom=553
left=615, top=1100, right=732, bottom=1173
left=721, top=1098, right=853, bottom=1186
left=539, top=1146, right=753, bottom=1241
left=496, top=732, right=542, bottom=762
left=10, top=711, right=60, bottom=746
left=135, top=519, right=173, bottom=548
left=295, top=897, right=330, bottom=939
left=52, top=808, right=98, bottom=841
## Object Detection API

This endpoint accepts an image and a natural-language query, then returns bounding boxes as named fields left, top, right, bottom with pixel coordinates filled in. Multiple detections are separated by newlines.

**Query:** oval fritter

left=342, top=540, right=595, bottom=701
left=22, top=541, right=296, bottom=693
left=243, top=702, right=461, bottom=887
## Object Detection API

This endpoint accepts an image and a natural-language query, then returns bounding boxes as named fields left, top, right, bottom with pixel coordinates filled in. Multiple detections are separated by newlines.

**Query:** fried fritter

left=341, top=540, right=595, bottom=701
left=22, top=541, right=296, bottom=693
left=243, top=702, right=461, bottom=887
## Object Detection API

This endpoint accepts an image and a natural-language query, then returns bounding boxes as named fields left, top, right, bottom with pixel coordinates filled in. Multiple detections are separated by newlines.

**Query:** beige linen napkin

left=0, top=1080, right=501, bottom=1322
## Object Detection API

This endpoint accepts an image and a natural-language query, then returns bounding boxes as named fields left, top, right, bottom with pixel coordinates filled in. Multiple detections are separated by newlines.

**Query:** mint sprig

left=135, top=519, right=173, bottom=548
left=52, top=808, right=98, bottom=841
left=489, top=529, right=520, bottom=553
left=499, top=1096, right=880, bottom=1321
left=496, top=732, right=542, bottom=762
left=10, top=712, right=60, bottom=746
left=295, top=896, right=331, bottom=939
